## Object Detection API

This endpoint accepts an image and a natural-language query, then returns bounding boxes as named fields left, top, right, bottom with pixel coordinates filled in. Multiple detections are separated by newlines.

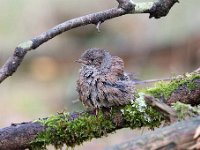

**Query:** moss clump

left=31, top=94, right=164, bottom=149
left=31, top=111, right=115, bottom=149
left=142, top=73, right=200, bottom=100
left=121, top=92, right=164, bottom=129
left=172, top=102, right=200, bottom=120
left=30, top=73, right=200, bottom=149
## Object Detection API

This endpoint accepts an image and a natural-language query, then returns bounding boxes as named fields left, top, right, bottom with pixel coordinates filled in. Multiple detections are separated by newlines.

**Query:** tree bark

left=107, top=116, right=200, bottom=150
left=0, top=122, right=45, bottom=150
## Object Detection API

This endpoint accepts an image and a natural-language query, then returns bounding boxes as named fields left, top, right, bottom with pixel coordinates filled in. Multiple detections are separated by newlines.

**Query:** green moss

left=142, top=73, right=200, bottom=100
left=30, top=73, right=200, bottom=149
left=31, top=111, right=115, bottom=149
left=121, top=92, right=163, bottom=130
left=31, top=96, right=164, bottom=149
left=172, top=102, right=200, bottom=120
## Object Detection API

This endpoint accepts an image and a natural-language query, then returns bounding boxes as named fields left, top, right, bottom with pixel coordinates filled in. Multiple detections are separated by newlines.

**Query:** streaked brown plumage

left=76, top=48, right=135, bottom=110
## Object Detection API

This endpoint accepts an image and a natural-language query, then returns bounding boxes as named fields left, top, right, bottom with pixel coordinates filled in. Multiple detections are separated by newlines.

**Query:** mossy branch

left=0, top=72, right=199, bottom=150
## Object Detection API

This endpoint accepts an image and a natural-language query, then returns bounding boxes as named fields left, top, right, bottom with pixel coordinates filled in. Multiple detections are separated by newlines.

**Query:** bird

left=76, top=48, right=135, bottom=111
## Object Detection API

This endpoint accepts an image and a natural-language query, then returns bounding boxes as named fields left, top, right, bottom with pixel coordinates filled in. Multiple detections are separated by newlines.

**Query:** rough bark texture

left=149, top=0, right=179, bottom=18
left=0, top=111, right=126, bottom=150
left=107, top=116, right=200, bottom=150
left=167, top=79, right=200, bottom=106
left=0, top=122, right=45, bottom=150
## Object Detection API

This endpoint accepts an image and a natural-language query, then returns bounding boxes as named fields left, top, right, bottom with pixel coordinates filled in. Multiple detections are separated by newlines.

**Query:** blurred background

left=0, top=0, right=200, bottom=149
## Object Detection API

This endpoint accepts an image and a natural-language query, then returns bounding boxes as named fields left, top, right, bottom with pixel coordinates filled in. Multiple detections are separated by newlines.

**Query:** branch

left=0, top=122, right=45, bottom=150
left=144, top=73, right=200, bottom=106
left=148, top=0, right=179, bottom=18
left=144, top=95, right=177, bottom=123
left=107, top=116, right=200, bottom=150
left=0, top=0, right=178, bottom=84
left=0, top=72, right=199, bottom=149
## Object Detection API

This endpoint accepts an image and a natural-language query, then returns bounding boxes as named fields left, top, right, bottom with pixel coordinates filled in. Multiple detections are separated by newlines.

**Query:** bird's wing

left=76, top=66, right=98, bottom=108
left=95, top=76, right=134, bottom=107
left=77, top=76, right=94, bottom=108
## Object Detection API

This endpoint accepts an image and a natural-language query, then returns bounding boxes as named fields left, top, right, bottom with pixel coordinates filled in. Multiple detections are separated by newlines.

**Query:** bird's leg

left=95, top=106, right=99, bottom=117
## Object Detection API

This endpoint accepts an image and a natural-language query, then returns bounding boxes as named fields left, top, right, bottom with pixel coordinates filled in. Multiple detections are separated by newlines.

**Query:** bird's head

left=76, top=48, right=111, bottom=67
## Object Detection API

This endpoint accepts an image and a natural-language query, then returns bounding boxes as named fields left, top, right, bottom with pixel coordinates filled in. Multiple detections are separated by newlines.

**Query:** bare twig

left=0, top=0, right=178, bottom=84
left=133, top=78, right=171, bottom=85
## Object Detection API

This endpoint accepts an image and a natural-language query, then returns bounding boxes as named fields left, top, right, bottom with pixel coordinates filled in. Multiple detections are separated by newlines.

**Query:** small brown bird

left=76, top=48, right=135, bottom=110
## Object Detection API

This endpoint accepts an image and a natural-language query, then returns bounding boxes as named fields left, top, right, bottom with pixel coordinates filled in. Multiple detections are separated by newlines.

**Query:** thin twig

left=133, top=78, right=171, bottom=85
left=0, top=0, right=178, bottom=84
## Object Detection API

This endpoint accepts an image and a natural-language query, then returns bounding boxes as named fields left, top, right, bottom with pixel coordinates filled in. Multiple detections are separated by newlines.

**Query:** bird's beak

left=75, top=59, right=88, bottom=64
